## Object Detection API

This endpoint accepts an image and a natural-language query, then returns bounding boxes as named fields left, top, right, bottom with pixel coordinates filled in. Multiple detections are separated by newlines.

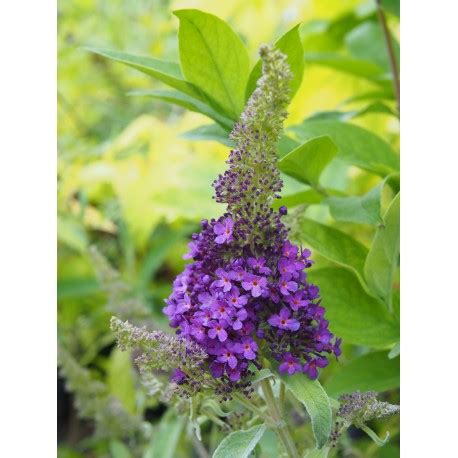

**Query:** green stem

left=260, top=379, right=300, bottom=458
left=376, top=0, right=400, bottom=112
left=233, top=393, right=270, bottom=423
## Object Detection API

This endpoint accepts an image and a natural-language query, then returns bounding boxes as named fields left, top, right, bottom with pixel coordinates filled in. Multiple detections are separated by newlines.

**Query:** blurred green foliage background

left=58, top=1, right=400, bottom=457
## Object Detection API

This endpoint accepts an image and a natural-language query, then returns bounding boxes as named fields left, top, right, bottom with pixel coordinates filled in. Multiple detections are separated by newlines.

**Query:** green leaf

left=249, top=368, right=274, bottom=383
left=364, top=193, right=400, bottom=309
left=180, top=123, right=234, bottom=147
left=325, top=351, right=400, bottom=397
left=304, top=447, right=330, bottom=458
left=346, top=22, right=400, bottom=73
left=325, top=183, right=383, bottom=226
left=174, top=9, right=250, bottom=120
left=246, top=24, right=304, bottom=100
left=144, top=411, right=185, bottom=458
left=212, top=424, right=266, bottom=458
left=85, top=47, right=202, bottom=100
left=289, top=120, right=399, bottom=176
left=278, top=136, right=337, bottom=187
left=309, top=268, right=399, bottom=348
left=130, top=89, right=234, bottom=130
left=107, top=348, right=137, bottom=414
left=294, top=217, right=368, bottom=284
left=307, top=102, right=397, bottom=122
left=273, top=189, right=325, bottom=210
left=109, top=441, right=132, bottom=458
left=382, top=0, right=400, bottom=17
left=304, top=52, right=389, bottom=86
left=258, top=429, right=279, bottom=458
left=282, top=374, right=331, bottom=449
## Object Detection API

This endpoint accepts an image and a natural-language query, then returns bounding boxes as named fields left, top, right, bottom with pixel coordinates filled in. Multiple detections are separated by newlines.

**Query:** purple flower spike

left=279, top=353, right=301, bottom=375
left=208, top=320, right=228, bottom=342
left=214, top=217, right=234, bottom=244
left=163, top=47, right=341, bottom=386
left=242, top=273, right=267, bottom=297
left=268, top=308, right=300, bottom=331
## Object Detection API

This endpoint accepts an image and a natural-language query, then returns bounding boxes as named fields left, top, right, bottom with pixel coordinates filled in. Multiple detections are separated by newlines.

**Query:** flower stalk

left=260, top=379, right=299, bottom=458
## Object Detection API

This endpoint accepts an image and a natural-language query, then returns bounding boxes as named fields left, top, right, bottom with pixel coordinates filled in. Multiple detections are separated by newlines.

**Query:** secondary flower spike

left=163, top=45, right=341, bottom=384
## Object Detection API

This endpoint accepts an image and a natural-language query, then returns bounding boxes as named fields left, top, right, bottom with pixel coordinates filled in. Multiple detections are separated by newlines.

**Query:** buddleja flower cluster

left=163, top=45, right=341, bottom=385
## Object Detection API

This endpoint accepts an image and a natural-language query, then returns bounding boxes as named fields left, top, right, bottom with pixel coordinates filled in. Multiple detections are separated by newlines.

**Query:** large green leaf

left=364, top=193, right=400, bottom=309
left=212, top=424, right=266, bottom=458
left=282, top=374, right=332, bottom=449
left=346, top=22, right=400, bottom=73
left=304, top=52, right=389, bottom=86
left=306, top=102, right=397, bottom=122
left=144, top=411, right=185, bottom=458
left=130, top=89, right=234, bottom=130
left=325, top=183, right=383, bottom=226
left=278, top=136, right=337, bottom=187
left=85, top=47, right=202, bottom=100
left=289, top=120, right=399, bottom=176
left=309, top=268, right=399, bottom=348
left=325, top=173, right=399, bottom=225
left=294, top=217, right=368, bottom=284
left=325, top=351, right=400, bottom=397
left=107, top=348, right=137, bottom=414
left=304, top=447, right=330, bottom=458
left=246, top=24, right=304, bottom=100
left=174, top=9, right=250, bottom=120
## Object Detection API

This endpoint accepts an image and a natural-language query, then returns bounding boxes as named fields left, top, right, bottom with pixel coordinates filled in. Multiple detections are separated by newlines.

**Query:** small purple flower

left=213, top=268, right=232, bottom=292
left=170, top=368, right=187, bottom=384
left=214, top=217, right=234, bottom=244
left=210, top=362, right=224, bottom=378
left=278, top=275, right=298, bottom=296
left=282, top=241, right=298, bottom=259
left=303, top=358, right=329, bottom=380
left=226, top=287, right=248, bottom=308
left=279, top=205, right=288, bottom=215
left=217, top=345, right=239, bottom=369
left=234, top=336, right=258, bottom=360
left=208, top=320, right=228, bottom=342
left=229, top=308, right=248, bottom=330
left=190, top=324, right=206, bottom=341
left=268, top=308, right=300, bottom=331
left=228, top=267, right=246, bottom=282
left=247, top=257, right=272, bottom=275
left=278, top=258, right=297, bottom=276
left=212, top=301, right=233, bottom=320
left=287, top=292, right=309, bottom=311
left=227, top=366, right=242, bottom=382
left=242, top=273, right=267, bottom=297
left=279, top=353, right=301, bottom=375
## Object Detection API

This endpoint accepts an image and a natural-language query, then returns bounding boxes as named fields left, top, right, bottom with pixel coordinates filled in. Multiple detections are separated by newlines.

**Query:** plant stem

left=376, top=0, right=401, bottom=112
left=260, top=379, right=300, bottom=458
left=233, top=393, right=270, bottom=423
